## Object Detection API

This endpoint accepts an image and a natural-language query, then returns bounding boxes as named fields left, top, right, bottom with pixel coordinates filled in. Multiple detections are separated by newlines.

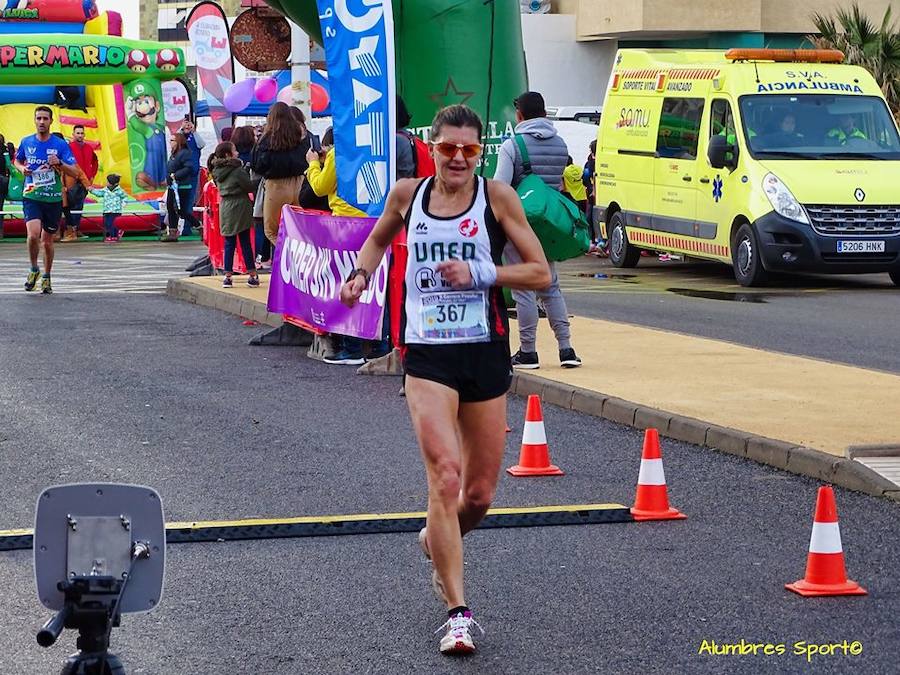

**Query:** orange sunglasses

left=431, top=141, right=483, bottom=159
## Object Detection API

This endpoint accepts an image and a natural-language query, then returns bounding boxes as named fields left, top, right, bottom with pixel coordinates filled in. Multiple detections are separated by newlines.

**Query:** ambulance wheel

left=890, top=270, right=900, bottom=287
left=732, top=223, right=768, bottom=287
left=608, top=212, right=640, bottom=268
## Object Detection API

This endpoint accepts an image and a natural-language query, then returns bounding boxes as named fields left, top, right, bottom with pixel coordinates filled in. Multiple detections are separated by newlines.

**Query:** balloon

left=277, top=85, right=295, bottom=106
left=223, top=79, right=256, bottom=113
left=255, top=77, right=278, bottom=103
left=310, top=82, right=329, bottom=113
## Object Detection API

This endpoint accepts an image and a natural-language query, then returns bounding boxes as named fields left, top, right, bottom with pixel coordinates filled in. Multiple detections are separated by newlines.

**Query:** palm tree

left=809, top=2, right=900, bottom=117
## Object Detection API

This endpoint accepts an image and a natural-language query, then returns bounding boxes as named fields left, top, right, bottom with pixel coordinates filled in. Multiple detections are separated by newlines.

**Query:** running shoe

left=436, top=611, right=483, bottom=655
left=323, top=350, right=366, bottom=366
left=511, top=350, right=540, bottom=370
left=247, top=275, right=260, bottom=288
left=222, top=276, right=233, bottom=288
left=418, top=528, right=448, bottom=603
left=24, top=268, right=40, bottom=292
left=559, top=348, right=582, bottom=369
left=117, top=229, right=126, bottom=241
left=41, top=275, right=52, bottom=295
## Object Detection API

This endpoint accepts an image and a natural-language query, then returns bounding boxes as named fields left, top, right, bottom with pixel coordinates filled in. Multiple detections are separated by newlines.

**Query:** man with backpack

left=396, top=95, right=435, bottom=179
left=494, top=91, right=582, bottom=369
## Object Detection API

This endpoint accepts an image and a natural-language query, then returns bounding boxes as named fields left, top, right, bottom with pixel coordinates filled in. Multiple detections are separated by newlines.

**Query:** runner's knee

left=428, top=458, right=461, bottom=503
left=462, top=484, right=494, bottom=514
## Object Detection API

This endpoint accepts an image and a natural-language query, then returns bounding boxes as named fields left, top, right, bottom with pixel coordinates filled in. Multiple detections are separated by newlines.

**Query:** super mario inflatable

left=0, top=0, right=185, bottom=233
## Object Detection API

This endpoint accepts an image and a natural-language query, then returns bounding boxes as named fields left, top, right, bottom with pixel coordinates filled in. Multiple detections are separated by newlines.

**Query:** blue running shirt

left=16, top=134, right=77, bottom=203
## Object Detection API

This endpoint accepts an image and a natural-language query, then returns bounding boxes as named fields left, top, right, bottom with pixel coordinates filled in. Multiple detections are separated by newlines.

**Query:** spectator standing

left=583, top=140, right=596, bottom=216
left=163, top=132, right=201, bottom=242
left=494, top=91, right=582, bottom=370
left=90, top=173, right=129, bottom=242
left=231, top=126, right=255, bottom=166
left=211, top=141, right=259, bottom=288
left=180, top=116, right=206, bottom=216
left=62, top=124, right=98, bottom=241
left=562, top=155, right=587, bottom=213
left=396, top=96, right=416, bottom=179
left=304, top=130, right=385, bottom=364
left=0, top=134, right=10, bottom=240
left=305, top=128, right=366, bottom=217
left=232, top=125, right=269, bottom=269
left=250, top=102, right=310, bottom=248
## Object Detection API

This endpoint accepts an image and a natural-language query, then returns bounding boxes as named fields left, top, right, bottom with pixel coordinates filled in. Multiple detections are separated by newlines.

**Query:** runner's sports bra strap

left=513, top=134, right=533, bottom=175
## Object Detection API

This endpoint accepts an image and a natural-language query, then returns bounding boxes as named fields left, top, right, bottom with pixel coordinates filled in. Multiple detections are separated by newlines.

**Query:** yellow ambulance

left=595, top=48, right=900, bottom=286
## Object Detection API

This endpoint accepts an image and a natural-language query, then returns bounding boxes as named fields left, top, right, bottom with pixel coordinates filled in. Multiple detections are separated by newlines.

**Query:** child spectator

left=210, top=141, right=259, bottom=288
left=562, top=155, right=587, bottom=213
left=90, top=174, right=129, bottom=242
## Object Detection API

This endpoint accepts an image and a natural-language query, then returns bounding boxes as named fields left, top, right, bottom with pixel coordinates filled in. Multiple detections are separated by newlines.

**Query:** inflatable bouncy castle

left=0, top=0, right=185, bottom=233
left=264, top=0, right=527, bottom=176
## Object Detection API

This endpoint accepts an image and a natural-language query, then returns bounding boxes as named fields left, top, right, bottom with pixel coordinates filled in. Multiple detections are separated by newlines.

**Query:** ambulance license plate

left=836, top=240, right=885, bottom=253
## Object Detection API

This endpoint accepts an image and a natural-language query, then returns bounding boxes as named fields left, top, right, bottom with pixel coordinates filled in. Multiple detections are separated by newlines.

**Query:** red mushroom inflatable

left=156, top=49, right=180, bottom=72
left=127, top=49, right=150, bottom=74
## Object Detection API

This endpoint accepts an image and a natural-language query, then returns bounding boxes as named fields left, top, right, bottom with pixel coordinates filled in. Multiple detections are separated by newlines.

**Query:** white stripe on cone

left=522, top=420, right=547, bottom=445
left=809, top=521, right=843, bottom=554
left=637, top=458, right=666, bottom=486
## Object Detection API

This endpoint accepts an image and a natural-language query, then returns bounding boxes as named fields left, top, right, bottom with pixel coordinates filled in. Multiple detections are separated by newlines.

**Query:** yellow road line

left=0, top=503, right=628, bottom=537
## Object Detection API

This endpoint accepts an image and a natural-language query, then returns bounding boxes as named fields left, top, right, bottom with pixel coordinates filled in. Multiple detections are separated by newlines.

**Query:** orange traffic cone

left=507, top=395, right=564, bottom=476
left=785, top=486, right=867, bottom=597
left=630, top=428, right=686, bottom=521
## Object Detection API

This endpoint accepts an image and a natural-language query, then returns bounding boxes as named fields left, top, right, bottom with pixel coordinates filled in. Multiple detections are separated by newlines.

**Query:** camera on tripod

left=34, top=483, right=166, bottom=675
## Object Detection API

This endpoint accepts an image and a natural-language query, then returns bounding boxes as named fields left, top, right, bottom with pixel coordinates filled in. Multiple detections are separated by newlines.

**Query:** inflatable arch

left=264, top=0, right=527, bottom=175
left=0, top=1, right=185, bottom=200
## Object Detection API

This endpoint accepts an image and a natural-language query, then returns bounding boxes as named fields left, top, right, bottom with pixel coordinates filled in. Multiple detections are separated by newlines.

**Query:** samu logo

left=458, top=218, right=478, bottom=238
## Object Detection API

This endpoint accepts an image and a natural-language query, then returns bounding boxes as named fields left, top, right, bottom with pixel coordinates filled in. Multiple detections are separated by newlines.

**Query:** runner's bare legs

left=41, top=228, right=54, bottom=274
left=407, top=375, right=507, bottom=608
left=26, top=219, right=41, bottom=268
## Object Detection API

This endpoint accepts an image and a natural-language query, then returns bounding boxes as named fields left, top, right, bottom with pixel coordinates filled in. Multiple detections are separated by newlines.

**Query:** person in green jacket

left=827, top=114, right=867, bottom=144
left=210, top=142, right=259, bottom=288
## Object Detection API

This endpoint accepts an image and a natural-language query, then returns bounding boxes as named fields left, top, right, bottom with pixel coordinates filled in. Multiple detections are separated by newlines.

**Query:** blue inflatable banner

left=316, top=0, right=395, bottom=216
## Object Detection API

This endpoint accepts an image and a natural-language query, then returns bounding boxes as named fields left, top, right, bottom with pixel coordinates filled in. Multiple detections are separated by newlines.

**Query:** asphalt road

left=557, top=256, right=900, bottom=374
left=0, top=272, right=898, bottom=673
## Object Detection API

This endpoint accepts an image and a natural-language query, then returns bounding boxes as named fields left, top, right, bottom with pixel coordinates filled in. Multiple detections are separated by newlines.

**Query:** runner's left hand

left=340, top=276, right=367, bottom=307
left=47, top=156, right=61, bottom=167
left=436, top=260, right=473, bottom=289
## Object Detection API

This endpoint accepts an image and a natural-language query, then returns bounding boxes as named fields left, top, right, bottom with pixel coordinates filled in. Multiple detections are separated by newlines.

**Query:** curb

left=166, top=279, right=283, bottom=328
left=512, top=373, right=900, bottom=503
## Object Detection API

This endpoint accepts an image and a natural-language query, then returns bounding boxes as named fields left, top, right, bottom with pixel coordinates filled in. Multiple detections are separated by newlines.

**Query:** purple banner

left=267, top=208, right=390, bottom=340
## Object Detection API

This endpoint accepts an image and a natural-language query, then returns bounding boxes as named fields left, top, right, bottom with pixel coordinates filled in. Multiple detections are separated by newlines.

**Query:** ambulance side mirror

left=708, top=135, right=736, bottom=170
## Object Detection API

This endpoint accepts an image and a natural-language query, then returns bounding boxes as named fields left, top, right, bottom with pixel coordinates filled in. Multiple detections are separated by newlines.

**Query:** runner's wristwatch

left=347, top=268, right=370, bottom=288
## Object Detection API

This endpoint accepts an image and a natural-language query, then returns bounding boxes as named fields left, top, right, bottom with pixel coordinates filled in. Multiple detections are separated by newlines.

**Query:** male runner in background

left=15, top=106, right=79, bottom=294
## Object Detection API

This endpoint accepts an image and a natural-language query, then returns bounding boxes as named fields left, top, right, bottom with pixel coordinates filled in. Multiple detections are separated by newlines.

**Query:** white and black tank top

left=401, top=177, right=508, bottom=345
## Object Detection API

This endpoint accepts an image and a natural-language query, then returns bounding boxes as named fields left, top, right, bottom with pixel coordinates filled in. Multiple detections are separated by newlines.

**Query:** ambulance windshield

left=738, top=95, right=900, bottom=159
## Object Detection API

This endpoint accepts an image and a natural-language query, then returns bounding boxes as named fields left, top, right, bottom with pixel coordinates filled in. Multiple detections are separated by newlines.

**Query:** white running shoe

left=436, top=612, right=483, bottom=655
left=418, top=528, right=448, bottom=603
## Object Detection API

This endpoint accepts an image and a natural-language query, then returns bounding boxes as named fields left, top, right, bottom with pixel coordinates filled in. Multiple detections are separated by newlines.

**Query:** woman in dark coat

left=211, top=142, right=259, bottom=287
left=250, top=102, right=310, bottom=247
left=163, top=132, right=202, bottom=241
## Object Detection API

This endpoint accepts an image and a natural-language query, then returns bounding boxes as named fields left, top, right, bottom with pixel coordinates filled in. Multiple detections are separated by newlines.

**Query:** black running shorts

left=403, top=341, right=512, bottom=403
left=23, top=198, right=63, bottom=234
